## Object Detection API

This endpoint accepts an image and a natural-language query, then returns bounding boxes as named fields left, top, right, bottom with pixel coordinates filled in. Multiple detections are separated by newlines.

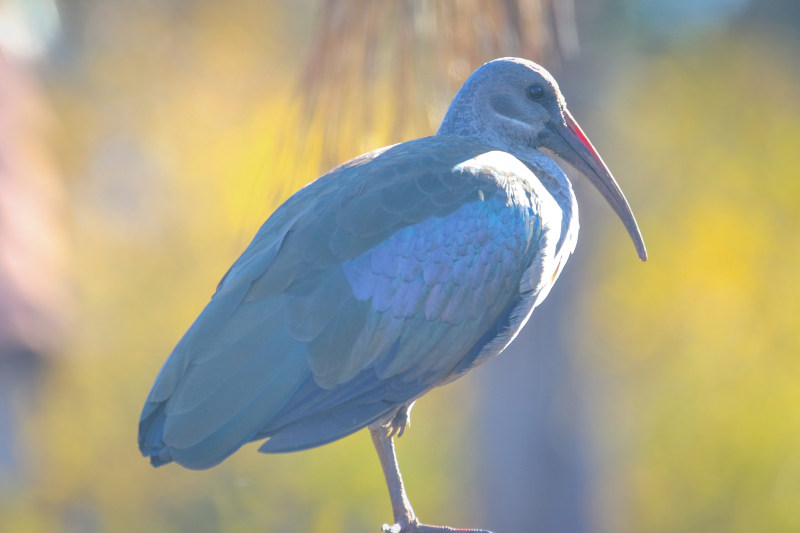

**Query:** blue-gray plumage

left=139, top=58, right=646, bottom=533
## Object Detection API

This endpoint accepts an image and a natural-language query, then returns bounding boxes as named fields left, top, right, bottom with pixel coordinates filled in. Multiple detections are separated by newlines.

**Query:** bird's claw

left=387, top=402, right=413, bottom=438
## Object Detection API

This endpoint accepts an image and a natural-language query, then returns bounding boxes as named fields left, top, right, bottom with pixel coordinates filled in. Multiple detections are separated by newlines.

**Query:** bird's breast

left=465, top=154, right=579, bottom=367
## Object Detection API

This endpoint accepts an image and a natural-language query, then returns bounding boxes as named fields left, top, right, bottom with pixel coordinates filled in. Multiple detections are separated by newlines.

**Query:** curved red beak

left=552, top=108, right=647, bottom=261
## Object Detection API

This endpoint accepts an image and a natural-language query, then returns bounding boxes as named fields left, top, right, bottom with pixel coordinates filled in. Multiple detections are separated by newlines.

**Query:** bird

left=139, top=57, right=646, bottom=533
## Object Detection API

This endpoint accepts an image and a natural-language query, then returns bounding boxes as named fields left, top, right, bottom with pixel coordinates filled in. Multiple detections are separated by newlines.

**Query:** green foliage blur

left=581, top=31, right=800, bottom=533
left=3, top=1, right=800, bottom=532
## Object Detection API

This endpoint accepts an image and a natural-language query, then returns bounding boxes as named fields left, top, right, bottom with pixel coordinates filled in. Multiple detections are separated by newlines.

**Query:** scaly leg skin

left=369, top=407, right=493, bottom=533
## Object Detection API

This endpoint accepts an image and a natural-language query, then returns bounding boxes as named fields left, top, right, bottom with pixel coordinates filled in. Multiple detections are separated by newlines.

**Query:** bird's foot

left=380, top=519, right=492, bottom=533
left=387, top=402, right=414, bottom=438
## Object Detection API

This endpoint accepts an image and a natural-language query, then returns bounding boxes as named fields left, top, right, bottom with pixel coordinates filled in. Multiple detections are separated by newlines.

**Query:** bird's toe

left=382, top=519, right=492, bottom=533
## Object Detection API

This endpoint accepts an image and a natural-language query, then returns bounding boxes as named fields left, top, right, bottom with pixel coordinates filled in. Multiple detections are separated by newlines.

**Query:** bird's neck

left=521, top=150, right=576, bottom=208
left=520, top=150, right=580, bottom=257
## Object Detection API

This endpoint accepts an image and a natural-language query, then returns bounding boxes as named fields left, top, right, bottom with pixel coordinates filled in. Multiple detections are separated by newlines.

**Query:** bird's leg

left=369, top=411, right=493, bottom=533
left=370, top=422, right=416, bottom=532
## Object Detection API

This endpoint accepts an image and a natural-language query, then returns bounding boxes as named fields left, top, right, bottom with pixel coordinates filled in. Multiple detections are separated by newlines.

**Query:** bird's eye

left=526, top=84, right=545, bottom=101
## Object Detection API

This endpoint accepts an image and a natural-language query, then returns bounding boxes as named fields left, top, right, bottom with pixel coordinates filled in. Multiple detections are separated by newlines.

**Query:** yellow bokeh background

left=2, top=1, right=800, bottom=532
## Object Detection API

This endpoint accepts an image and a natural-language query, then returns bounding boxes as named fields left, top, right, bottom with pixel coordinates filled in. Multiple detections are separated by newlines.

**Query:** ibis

left=139, top=57, right=646, bottom=533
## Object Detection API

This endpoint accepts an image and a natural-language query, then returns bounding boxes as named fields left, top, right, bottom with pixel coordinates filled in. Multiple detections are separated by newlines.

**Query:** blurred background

left=1, top=0, right=799, bottom=531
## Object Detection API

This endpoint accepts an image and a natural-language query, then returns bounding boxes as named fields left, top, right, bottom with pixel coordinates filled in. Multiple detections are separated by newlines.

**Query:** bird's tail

left=138, top=401, right=173, bottom=467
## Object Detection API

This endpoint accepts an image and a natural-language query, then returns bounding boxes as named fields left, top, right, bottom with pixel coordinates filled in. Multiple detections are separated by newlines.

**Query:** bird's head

left=439, top=57, right=647, bottom=261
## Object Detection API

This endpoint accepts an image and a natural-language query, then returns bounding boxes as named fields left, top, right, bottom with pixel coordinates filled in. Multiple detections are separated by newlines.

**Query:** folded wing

left=139, top=137, right=548, bottom=469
